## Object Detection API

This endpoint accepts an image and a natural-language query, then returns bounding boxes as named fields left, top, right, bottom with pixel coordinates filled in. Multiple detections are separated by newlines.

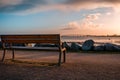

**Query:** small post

left=58, top=51, right=62, bottom=66
left=63, top=50, right=66, bottom=63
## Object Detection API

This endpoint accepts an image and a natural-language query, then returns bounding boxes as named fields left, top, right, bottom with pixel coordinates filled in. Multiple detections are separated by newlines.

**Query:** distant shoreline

left=62, top=35, right=120, bottom=37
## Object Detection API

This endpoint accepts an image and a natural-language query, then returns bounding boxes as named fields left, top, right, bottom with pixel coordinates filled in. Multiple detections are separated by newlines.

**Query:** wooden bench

left=1, top=34, right=66, bottom=66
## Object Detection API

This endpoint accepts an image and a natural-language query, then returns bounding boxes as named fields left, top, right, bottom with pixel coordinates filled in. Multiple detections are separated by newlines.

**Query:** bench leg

left=63, top=51, right=66, bottom=63
left=1, top=49, right=6, bottom=62
left=58, top=52, right=62, bottom=66
left=12, top=49, right=15, bottom=60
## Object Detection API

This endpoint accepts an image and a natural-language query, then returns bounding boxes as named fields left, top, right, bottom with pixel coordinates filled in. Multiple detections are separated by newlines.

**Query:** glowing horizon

left=0, top=0, right=120, bottom=35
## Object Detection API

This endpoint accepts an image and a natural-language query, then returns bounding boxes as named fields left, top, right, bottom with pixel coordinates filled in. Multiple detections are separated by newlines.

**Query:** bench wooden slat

left=1, top=34, right=60, bottom=44
left=5, top=46, right=59, bottom=51
left=1, top=34, right=59, bottom=39
left=2, top=40, right=60, bottom=44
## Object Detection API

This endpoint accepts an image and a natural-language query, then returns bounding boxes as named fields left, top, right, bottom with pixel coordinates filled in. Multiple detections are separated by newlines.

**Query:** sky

left=0, top=0, right=120, bottom=35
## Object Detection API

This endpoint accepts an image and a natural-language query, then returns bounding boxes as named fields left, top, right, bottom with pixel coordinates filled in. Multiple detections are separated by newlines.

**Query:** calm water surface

left=62, top=36, right=120, bottom=45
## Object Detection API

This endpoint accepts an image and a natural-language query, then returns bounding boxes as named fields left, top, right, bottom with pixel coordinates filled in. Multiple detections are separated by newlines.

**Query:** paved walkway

left=0, top=50, right=120, bottom=65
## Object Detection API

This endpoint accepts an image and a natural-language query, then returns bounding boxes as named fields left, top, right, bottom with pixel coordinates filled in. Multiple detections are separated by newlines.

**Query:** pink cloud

left=61, top=13, right=103, bottom=31
left=61, top=22, right=80, bottom=30
left=86, top=13, right=101, bottom=20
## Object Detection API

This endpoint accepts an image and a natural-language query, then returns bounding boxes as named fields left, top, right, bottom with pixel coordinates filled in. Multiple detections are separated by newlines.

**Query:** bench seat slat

left=2, top=40, right=59, bottom=44
left=5, top=46, right=59, bottom=51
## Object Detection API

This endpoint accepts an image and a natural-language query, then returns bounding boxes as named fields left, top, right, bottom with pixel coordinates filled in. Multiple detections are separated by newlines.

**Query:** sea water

left=61, top=36, right=120, bottom=45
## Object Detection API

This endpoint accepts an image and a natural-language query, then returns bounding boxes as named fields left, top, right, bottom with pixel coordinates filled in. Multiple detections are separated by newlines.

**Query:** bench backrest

left=1, top=34, right=61, bottom=45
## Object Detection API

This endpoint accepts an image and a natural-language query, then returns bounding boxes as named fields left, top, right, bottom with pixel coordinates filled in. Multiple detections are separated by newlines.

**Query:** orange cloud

left=61, top=22, right=80, bottom=30
left=86, top=13, right=101, bottom=20
left=61, top=13, right=103, bottom=31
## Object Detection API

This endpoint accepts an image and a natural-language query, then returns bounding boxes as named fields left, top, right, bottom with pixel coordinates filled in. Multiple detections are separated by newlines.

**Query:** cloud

left=0, top=0, right=120, bottom=14
left=61, top=0, right=120, bottom=11
left=61, top=13, right=103, bottom=30
left=0, top=0, right=47, bottom=13
left=61, top=21, right=80, bottom=30
left=0, top=0, right=23, bottom=6
left=64, top=0, right=120, bottom=4
left=85, top=13, right=101, bottom=20
left=82, top=13, right=103, bottom=28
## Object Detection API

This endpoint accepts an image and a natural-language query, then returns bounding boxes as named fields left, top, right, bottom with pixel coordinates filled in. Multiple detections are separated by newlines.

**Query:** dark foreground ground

left=0, top=50, right=120, bottom=80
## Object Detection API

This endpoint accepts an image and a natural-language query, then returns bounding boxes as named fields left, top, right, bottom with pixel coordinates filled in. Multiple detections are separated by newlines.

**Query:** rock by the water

left=34, top=43, right=57, bottom=47
left=71, top=42, right=81, bottom=51
left=104, top=43, right=114, bottom=51
left=82, top=39, right=94, bottom=51
left=34, top=44, right=41, bottom=47
left=62, top=42, right=71, bottom=51
left=94, top=45, right=105, bottom=51
left=104, top=43, right=120, bottom=51
left=113, top=45, right=120, bottom=51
